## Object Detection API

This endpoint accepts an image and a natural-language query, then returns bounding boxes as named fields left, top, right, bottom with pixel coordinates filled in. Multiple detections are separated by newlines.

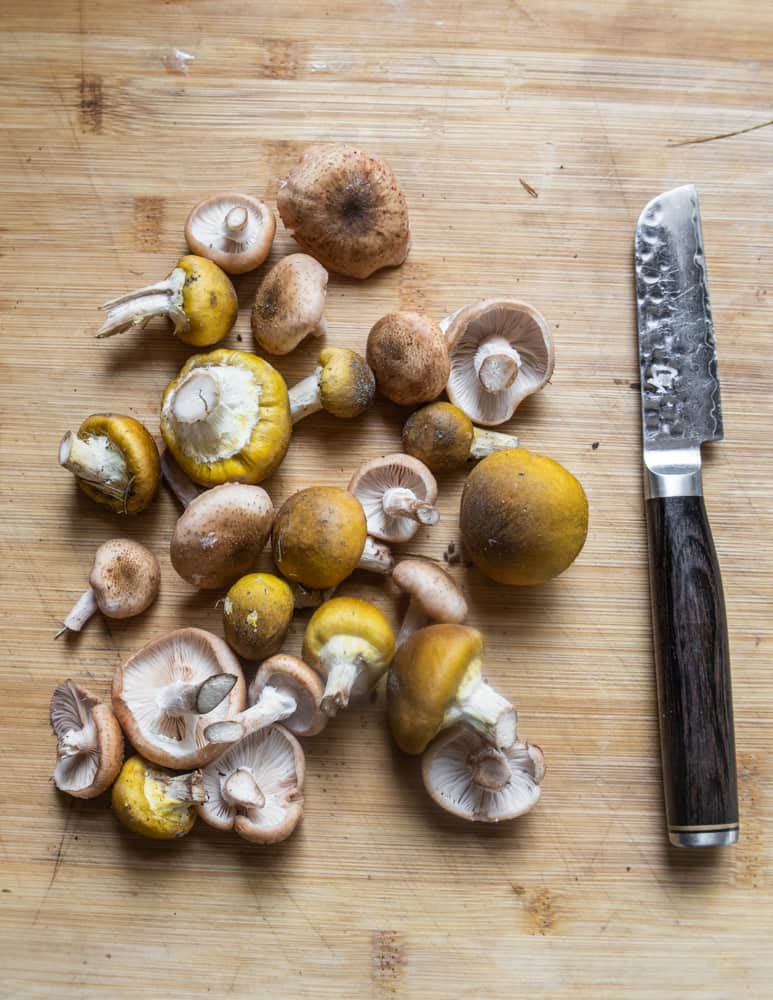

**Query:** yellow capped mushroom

left=289, top=348, right=376, bottom=424
left=402, top=402, right=519, bottom=474
left=111, top=755, right=206, bottom=839
left=160, top=349, right=292, bottom=487
left=223, top=573, right=295, bottom=660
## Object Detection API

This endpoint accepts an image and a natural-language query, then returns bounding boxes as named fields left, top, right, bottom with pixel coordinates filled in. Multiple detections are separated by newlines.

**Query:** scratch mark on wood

left=78, top=74, right=103, bottom=134
left=669, top=118, right=773, bottom=147
left=32, top=800, right=79, bottom=927
left=519, top=177, right=539, bottom=198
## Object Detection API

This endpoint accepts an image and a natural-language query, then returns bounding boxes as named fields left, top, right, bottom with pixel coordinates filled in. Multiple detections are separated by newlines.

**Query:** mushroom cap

left=444, top=298, right=554, bottom=426
left=112, top=628, right=246, bottom=769
left=387, top=624, right=483, bottom=755
left=271, top=486, right=367, bottom=590
left=50, top=680, right=124, bottom=798
left=348, top=453, right=438, bottom=543
left=276, top=144, right=410, bottom=279
left=459, top=448, right=588, bottom=586
left=302, top=596, right=395, bottom=691
left=90, top=538, right=160, bottom=619
left=184, top=193, right=276, bottom=275
left=111, top=755, right=204, bottom=839
left=402, top=402, right=474, bottom=473
left=177, top=255, right=239, bottom=347
left=248, top=654, right=327, bottom=737
left=223, top=573, right=294, bottom=660
left=366, top=312, right=449, bottom=406
left=421, top=726, right=544, bottom=822
left=318, top=347, right=376, bottom=419
left=251, top=254, right=328, bottom=355
left=198, top=726, right=305, bottom=843
left=74, top=413, right=160, bottom=514
left=170, top=483, right=275, bottom=590
left=392, top=558, right=468, bottom=623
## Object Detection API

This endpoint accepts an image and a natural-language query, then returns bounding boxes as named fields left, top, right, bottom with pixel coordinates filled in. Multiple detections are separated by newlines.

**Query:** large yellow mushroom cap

left=74, top=413, right=160, bottom=514
left=303, top=596, right=395, bottom=669
left=177, top=255, right=239, bottom=347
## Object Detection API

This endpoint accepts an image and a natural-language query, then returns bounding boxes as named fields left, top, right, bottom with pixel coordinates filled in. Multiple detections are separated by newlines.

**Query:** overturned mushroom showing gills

left=303, top=597, right=395, bottom=715
left=402, top=402, right=519, bottom=474
left=185, top=193, right=276, bottom=274
left=289, top=347, right=375, bottom=424
left=348, top=454, right=439, bottom=543
left=444, top=299, right=554, bottom=426
left=56, top=539, right=160, bottom=638
left=199, top=726, right=305, bottom=844
left=50, top=681, right=124, bottom=798
left=277, top=144, right=410, bottom=279
left=59, top=413, right=160, bottom=514
left=387, top=624, right=516, bottom=754
left=97, top=255, right=238, bottom=346
left=251, top=254, right=328, bottom=355
left=392, top=558, right=468, bottom=646
left=206, top=654, right=326, bottom=745
left=112, top=755, right=206, bottom=839
left=112, top=628, right=246, bottom=769
left=366, top=311, right=449, bottom=406
left=422, top=725, right=544, bottom=822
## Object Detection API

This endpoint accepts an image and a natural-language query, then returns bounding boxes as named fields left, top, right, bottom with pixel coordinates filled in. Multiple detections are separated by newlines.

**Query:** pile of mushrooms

left=48, top=141, right=594, bottom=843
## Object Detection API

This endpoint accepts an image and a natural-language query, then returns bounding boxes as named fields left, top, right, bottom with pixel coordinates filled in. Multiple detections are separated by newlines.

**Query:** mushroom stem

left=57, top=725, right=97, bottom=758
left=314, top=316, right=328, bottom=338
left=288, top=370, right=323, bottom=424
left=225, top=205, right=249, bottom=235
left=396, top=598, right=428, bottom=647
left=59, top=431, right=130, bottom=500
left=158, top=770, right=208, bottom=804
left=469, top=427, right=520, bottom=460
left=319, top=657, right=361, bottom=716
left=469, top=747, right=512, bottom=791
left=160, top=449, right=202, bottom=508
left=171, top=370, right=222, bottom=425
left=96, top=268, right=189, bottom=339
left=204, top=685, right=297, bottom=745
left=474, top=338, right=521, bottom=393
left=222, top=767, right=265, bottom=811
left=55, top=588, right=99, bottom=638
left=382, top=487, right=439, bottom=526
left=446, top=671, right=517, bottom=749
left=358, top=536, right=394, bottom=575
left=156, top=674, right=237, bottom=717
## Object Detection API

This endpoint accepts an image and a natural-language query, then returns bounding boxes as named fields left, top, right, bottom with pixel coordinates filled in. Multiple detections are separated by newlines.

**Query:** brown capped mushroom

left=56, top=539, right=160, bottom=638
left=289, top=347, right=375, bottom=424
left=184, top=193, right=276, bottom=274
left=366, top=311, right=449, bottom=406
left=443, top=298, right=554, bottom=426
left=198, top=726, right=305, bottom=844
left=348, top=454, right=439, bottom=543
left=421, top=725, right=544, bottom=822
left=392, top=558, right=468, bottom=645
left=112, top=627, right=246, bottom=769
left=277, top=144, right=410, bottom=279
left=49, top=681, right=124, bottom=798
left=251, top=254, right=328, bottom=355
left=402, top=402, right=519, bottom=474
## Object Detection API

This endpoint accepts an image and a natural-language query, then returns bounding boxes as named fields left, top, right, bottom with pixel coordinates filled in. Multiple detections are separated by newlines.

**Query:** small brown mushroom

left=277, top=144, right=410, bottom=279
left=251, top=254, right=328, bottom=355
left=392, top=558, right=468, bottom=645
left=184, top=193, right=276, bottom=274
left=402, top=402, right=519, bottom=473
left=289, top=348, right=375, bottom=424
left=50, top=680, right=124, bottom=798
left=366, top=311, right=449, bottom=406
left=443, top=298, right=554, bottom=426
left=56, top=539, right=160, bottom=638
left=348, top=454, right=439, bottom=543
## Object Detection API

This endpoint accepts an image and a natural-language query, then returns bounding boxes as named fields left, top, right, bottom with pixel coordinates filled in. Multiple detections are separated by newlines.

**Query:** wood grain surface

left=1, top=1, right=772, bottom=997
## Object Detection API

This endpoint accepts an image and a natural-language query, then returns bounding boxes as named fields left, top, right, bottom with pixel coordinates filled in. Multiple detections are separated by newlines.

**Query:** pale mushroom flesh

left=50, top=681, right=122, bottom=797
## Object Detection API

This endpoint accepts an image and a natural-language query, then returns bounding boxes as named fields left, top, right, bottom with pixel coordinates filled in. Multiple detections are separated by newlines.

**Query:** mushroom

left=59, top=413, right=160, bottom=514
left=387, top=624, right=516, bottom=753
left=276, top=144, right=410, bottom=279
left=56, top=539, right=160, bottom=638
left=443, top=298, right=554, bottom=426
left=49, top=680, right=123, bottom=798
left=459, top=448, right=588, bottom=585
left=392, top=558, right=468, bottom=646
left=205, top=654, right=326, bottom=745
left=185, top=193, right=276, bottom=274
left=366, top=312, right=449, bottom=406
left=348, top=454, right=439, bottom=543
left=222, top=573, right=294, bottom=660
left=97, top=255, right=238, bottom=346
left=198, top=726, right=305, bottom=844
left=112, top=755, right=206, bottom=839
left=289, top=347, right=375, bottom=424
left=160, top=349, right=291, bottom=487
left=421, top=725, right=544, bottom=823
left=251, top=254, right=328, bottom=355
left=272, top=486, right=393, bottom=591
left=170, top=483, right=274, bottom=590
left=302, top=596, right=395, bottom=715
left=402, top=402, right=519, bottom=474
left=112, top=627, right=246, bottom=769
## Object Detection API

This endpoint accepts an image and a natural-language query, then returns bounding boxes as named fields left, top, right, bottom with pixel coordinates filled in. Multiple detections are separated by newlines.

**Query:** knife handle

left=645, top=494, right=738, bottom=847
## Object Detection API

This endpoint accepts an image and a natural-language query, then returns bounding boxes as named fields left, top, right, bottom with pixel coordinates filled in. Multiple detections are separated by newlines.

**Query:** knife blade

left=635, top=185, right=738, bottom=848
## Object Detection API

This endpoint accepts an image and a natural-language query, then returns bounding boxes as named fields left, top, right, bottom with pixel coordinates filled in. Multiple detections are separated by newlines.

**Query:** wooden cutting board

left=1, top=1, right=771, bottom=996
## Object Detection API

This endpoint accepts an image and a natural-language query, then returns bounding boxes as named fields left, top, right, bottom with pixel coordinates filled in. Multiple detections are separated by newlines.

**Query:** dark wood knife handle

left=645, top=495, right=738, bottom=843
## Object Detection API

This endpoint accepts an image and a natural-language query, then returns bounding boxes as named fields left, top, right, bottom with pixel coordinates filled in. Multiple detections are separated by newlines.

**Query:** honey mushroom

left=251, top=254, right=328, bottom=355
left=402, top=402, right=519, bottom=474
left=348, top=454, right=439, bottom=544
left=49, top=681, right=124, bottom=799
left=288, top=348, right=375, bottom=425
left=366, top=311, right=449, bottom=407
left=185, top=193, right=276, bottom=274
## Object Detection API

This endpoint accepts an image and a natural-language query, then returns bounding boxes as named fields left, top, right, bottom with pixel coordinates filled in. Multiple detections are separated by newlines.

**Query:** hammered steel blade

left=635, top=185, right=723, bottom=451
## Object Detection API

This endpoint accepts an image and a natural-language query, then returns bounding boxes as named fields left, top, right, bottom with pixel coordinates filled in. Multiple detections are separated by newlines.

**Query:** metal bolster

left=643, top=445, right=703, bottom=500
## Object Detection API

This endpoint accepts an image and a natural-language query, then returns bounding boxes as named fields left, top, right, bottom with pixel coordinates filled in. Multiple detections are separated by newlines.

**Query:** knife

left=635, top=185, right=738, bottom=848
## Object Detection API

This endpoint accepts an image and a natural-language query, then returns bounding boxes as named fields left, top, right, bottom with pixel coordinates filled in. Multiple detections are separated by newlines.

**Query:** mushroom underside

left=351, top=461, right=437, bottom=542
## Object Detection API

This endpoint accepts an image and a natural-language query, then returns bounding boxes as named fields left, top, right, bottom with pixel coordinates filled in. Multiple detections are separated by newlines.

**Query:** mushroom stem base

left=474, top=338, right=521, bottom=394
left=319, top=658, right=360, bottom=716
left=382, top=487, right=439, bottom=526
left=59, top=432, right=130, bottom=501
left=96, top=268, right=189, bottom=339
left=446, top=672, right=517, bottom=749
left=469, top=427, right=519, bottom=460
left=358, top=536, right=394, bottom=575
left=156, top=674, right=236, bottom=717
left=223, top=767, right=265, bottom=811
left=56, top=588, right=99, bottom=638
left=288, top=371, right=323, bottom=424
